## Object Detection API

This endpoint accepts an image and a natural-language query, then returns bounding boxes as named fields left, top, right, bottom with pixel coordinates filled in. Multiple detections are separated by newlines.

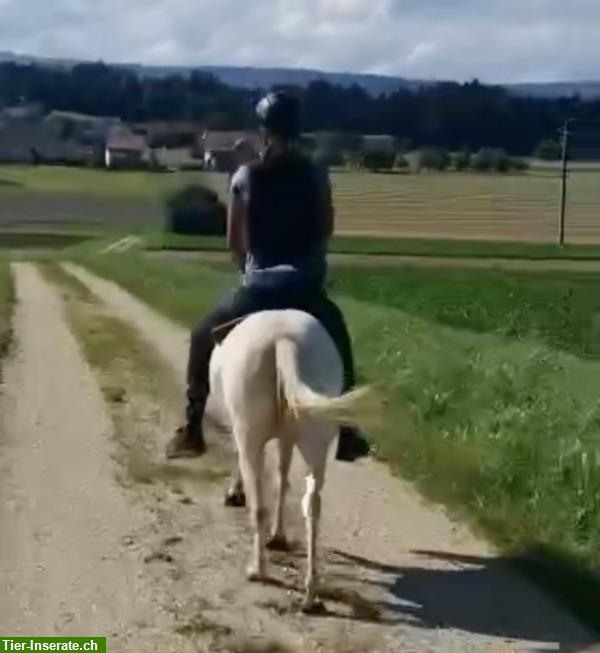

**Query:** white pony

left=209, top=309, right=372, bottom=611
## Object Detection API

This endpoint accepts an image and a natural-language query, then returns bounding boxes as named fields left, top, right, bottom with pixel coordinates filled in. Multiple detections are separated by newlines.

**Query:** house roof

left=47, top=111, right=119, bottom=125
left=0, top=120, right=91, bottom=161
left=363, top=134, right=396, bottom=152
left=135, top=121, right=198, bottom=136
left=363, top=134, right=396, bottom=143
left=202, top=130, right=260, bottom=152
left=0, top=103, right=44, bottom=122
left=106, top=125, right=147, bottom=152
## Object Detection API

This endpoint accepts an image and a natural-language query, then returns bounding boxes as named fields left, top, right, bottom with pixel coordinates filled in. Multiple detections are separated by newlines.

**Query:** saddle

left=211, top=316, right=247, bottom=344
left=211, top=298, right=323, bottom=346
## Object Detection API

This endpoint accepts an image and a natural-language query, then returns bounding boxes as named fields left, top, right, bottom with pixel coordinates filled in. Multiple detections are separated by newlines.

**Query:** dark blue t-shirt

left=230, top=161, right=330, bottom=290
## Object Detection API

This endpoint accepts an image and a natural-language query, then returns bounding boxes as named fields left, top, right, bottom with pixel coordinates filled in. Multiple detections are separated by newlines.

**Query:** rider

left=166, top=91, right=369, bottom=462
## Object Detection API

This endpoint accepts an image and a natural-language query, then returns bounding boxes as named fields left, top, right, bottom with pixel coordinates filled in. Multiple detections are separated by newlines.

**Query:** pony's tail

left=275, top=338, right=379, bottom=426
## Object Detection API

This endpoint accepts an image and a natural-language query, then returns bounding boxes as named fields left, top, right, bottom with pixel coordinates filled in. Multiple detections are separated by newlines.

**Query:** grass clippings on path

left=0, top=258, right=14, bottom=370
left=39, top=261, right=231, bottom=496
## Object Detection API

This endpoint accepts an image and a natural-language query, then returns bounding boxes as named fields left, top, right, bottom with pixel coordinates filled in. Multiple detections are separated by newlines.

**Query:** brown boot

left=165, top=425, right=206, bottom=460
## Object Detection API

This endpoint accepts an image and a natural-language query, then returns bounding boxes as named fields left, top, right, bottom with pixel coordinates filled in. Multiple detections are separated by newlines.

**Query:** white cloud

left=406, top=42, right=437, bottom=65
left=313, top=0, right=377, bottom=23
left=0, top=0, right=598, bottom=82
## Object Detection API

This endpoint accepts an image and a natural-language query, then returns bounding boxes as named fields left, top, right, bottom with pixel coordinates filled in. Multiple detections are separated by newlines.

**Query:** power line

left=557, top=119, right=571, bottom=247
left=556, top=118, right=600, bottom=246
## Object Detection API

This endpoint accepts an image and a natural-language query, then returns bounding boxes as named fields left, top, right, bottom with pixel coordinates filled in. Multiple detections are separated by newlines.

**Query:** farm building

left=153, top=147, right=203, bottom=170
left=198, top=131, right=260, bottom=172
left=45, top=111, right=118, bottom=165
left=104, top=125, right=148, bottom=169
left=134, top=121, right=198, bottom=149
left=0, top=105, right=100, bottom=165
left=362, top=134, right=397, bottom=154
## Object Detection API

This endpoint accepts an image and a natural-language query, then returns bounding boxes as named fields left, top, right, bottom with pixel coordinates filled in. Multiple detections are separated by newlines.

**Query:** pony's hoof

left=224, top=490, right=246, bottom=508
left=246, top=565, right=264, bottom=582
left=267, top=534, right=289, bottom=551
left=301, top=599, right=325, bottom=615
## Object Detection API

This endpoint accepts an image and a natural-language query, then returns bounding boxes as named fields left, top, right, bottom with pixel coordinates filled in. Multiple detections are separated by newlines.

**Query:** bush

left=394, top=153, right=409, bottom=169
left=339, top=132, right=364, bottom=154
left=534, top=139, right=562, bottom=161
left=510, top=157, right=530, bottom=172
left=361, top=149, right=396, bottom=172
left=454, top=148, right=472, bottom=171
left=314, top=147, right=344, bottom=168
left=416, top=147, right=450, bottom=171
left=313, top=132, right=344, bottom=166
left=314, top=131, right=363, bottom=154
left=298, top=134, right=317, bottom=156
left=344, top=151, right=363, bottom=169
left=314, top=131, right=364, bottom=168
left=165, top=184, right=226, bottom=236
left=473, top=147, right=509, bottom=172
left=395, top=138, right=413, bottom=154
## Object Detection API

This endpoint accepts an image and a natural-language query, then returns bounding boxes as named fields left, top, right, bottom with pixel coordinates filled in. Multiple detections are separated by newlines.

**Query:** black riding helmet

left=255, top=91, right=301, bottom=140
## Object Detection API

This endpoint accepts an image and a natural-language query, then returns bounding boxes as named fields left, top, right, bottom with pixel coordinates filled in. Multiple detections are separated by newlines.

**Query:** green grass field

left=0, top=165, right=200, bottom=234
left=2, top=163, right=600, bottom=244
left=0, top=164, right=200, bottom=198
left=78, top=250, right=600, bottom=629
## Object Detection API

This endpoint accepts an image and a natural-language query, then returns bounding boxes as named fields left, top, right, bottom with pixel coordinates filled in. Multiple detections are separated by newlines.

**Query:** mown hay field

left=1, top=164, right=600, bottom=243
left=203, top=168, right=600, bottom=243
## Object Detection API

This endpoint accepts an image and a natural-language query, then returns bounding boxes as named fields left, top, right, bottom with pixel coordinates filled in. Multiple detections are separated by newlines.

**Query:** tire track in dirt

left=56, top=262, right=596, bottom=651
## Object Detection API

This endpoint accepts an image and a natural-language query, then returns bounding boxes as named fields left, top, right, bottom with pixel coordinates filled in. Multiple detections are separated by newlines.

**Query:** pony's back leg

left=268, top=432, right=294, bottom=551
left=224, top=447, right=246, bottom=508
left=296, top=420, right=335, bottom=612
left=235, top=426, right=267, bottom=581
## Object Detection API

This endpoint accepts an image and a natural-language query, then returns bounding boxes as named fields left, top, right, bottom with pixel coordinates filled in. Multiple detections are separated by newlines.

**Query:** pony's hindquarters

left=213, top=309, right=351, bottom=609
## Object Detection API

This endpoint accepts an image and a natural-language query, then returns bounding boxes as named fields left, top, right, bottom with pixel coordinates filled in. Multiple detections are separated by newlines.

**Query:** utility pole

left=558, top=119, right=571, bottom=247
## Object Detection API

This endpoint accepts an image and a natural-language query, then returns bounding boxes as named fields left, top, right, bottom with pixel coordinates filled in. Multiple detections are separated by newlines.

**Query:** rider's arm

left=323, top=181, right=334, bottom=240
left=227, top=167, right=249, bottom=271
left=317, top=165, right=334, bottom=240
left=227, top=193, right=247, bottom=269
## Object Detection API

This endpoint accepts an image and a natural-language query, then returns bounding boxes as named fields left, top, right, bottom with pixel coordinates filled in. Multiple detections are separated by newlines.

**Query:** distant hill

left=138, top=64, right=435, bottom=95
left=507, top=81, right=600, bottom=100
left=1, top=50, right=599, bottom=99
left=0, top=51, right=433, bottom=96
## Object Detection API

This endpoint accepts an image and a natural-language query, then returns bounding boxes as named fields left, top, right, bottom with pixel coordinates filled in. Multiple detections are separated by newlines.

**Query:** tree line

left=1, top=60, right=598, bottom=155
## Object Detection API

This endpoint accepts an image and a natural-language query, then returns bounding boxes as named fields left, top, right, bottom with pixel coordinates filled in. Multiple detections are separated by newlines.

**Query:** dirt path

left=60, top=262, right=597, bottom=652
left=152, top=249, right=600, bottom=273
left=0, top=264, right=177, bottom=650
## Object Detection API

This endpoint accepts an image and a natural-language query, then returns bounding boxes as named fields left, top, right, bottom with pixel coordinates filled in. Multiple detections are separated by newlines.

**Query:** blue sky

left=0, top=0, right=595, bottom=83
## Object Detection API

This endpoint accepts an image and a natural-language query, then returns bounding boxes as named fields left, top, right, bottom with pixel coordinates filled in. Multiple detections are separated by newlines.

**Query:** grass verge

left=76, top=248, right=236, bottom=322
left=0, top=230, right=94, bottom=250
left=76, top=251, right=600, bottom=632
left=0, top=257, right=14, bottom=372
left=153, top=232, right=600, bottom=261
